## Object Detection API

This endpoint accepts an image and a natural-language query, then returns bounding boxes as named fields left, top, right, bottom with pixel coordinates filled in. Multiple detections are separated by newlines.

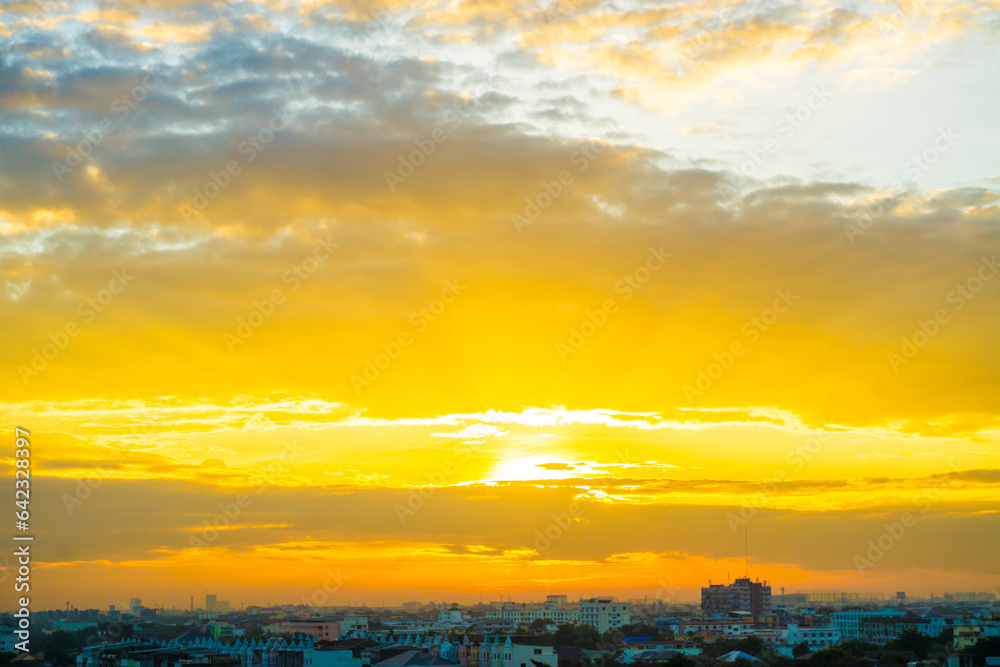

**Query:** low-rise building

left=281, top=620, right=343, bottom=641
left=832, top=610, right=904, bottom=641
left=953, top=621, right=1000, bottom=650
left=778, top=624, right=841, bottom=653
left=859, top=618, right=944, bottom=644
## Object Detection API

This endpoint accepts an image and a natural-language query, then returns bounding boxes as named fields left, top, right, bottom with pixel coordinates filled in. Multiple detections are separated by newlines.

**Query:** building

left=858, top=618, right=945, bottom=644
left=622, top=640, right=700, bottom=664
left=952, top=621, right=1000, bottom=650
left=579, top=598, right=630, bottom=633
left=78, top=636, right=360, bottom=667
left=438, top=610, right=464, bottom=626
left=206, top=595, right=217, bottom=613
left=130, top=598, right=142, bottom=614
left=945, top=592, right=997, bottom=603
left=1, top=628, right=19, bottom=653
left=831, top=610, right=904, bottom=641
left=342, top=617, right=370, bottom=637
left=281, top=620, right=343, bottom=641
left=544, top=596, right=568, bottom=610
left=701, top=578, right=772, bottom=617
left=780, top=624, right=841, bottom=652
left=676, top=620, right=756, bottom=638
left=485, top=601, right=579, bottom=625
left=772, top=593, right=810, bottom=609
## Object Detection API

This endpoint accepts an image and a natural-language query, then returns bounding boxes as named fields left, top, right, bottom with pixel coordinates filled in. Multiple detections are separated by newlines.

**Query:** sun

left=486, top=455, right=577, bottom=482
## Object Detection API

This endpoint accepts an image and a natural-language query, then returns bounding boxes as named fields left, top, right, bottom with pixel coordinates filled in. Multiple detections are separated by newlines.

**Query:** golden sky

left=1, top=0, right=999, bottom=609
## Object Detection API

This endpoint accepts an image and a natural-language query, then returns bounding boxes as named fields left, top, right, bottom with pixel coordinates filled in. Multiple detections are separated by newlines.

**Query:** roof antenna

left=744, top=525, right=749, bottom=578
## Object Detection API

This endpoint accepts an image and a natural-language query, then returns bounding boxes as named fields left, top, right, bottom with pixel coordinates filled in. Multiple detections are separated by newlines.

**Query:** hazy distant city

left=6, top=581, right=999, bottom=667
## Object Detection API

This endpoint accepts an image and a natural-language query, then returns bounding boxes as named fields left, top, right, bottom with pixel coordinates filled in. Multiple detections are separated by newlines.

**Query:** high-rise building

left=701, top=578, right=772, bottom=616
left=206, top=594, right=217, bottom=612
left=129, top=598, right=142, bottom=614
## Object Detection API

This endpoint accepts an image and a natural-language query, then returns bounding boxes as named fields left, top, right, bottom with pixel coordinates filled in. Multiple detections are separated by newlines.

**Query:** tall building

left=579, top=597, right=630, bottom=633
left=206, top=594, right=217, bottom=612
left=701, top=578, right=772, bottom=616
left=129, top=598, right=142, bottom=614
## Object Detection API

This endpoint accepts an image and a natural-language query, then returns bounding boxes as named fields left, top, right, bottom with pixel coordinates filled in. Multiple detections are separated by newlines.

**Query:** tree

left=704, top=636, right=765, bottom=659
left=885, top=628, right=931, bottom=659
left=617, top=623, right=661, bottom=640
left=664, top=655, right=696, bottom=667
left=530, top=618, right=555, bottom=632
left=803, top=647, right=856, bottom=667
left=961, top=637, right=1000, bottom=666
left=594, top=655, right=624, bottom=667
left=792, top=641, right=812, bottom=658
left=553, top=623, right=602, bottom=650
left=838, top=640, right=876, bottom=656
left=601, top=629, right=625, bottom=649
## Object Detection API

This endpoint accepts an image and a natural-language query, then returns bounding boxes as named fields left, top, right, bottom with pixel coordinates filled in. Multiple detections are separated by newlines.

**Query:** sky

left=1, top=0, right=999, bottom=610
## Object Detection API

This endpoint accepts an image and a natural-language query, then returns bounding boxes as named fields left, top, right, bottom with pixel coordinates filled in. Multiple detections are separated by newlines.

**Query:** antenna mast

left=744, top=526, right=749, bottom=577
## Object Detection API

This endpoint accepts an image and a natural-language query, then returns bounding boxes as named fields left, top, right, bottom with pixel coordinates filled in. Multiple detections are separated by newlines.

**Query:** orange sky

left=1, top=0, right=999, bottom=610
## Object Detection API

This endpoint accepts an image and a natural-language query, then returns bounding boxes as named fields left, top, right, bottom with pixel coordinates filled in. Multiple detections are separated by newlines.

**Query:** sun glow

left=487, top=455, right=578, bottom=482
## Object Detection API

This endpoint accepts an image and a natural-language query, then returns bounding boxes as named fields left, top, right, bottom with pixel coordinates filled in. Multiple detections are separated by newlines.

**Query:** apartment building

left=780, top=624, right=841, bottom=650
left=831, top=610, right=903, bottom=641
left=579, top=598, right=630, bottom=633
left=859, top=617, right=945, bottom=644
left=701, top=579, right=772, bottom=616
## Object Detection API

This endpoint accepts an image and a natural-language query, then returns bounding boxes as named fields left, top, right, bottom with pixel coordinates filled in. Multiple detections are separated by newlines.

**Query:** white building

left=438, top=609, right=465, bottom=626
left=485, top=605, right=579, bottom=625
left=778, top=625, right=841, bottom=654
left=677, top=620, right=756, bottom=637
left=341, top=617, right=369, bottom=636
left=579, top=598, right=630, bottom=634
left=471, top=636, right=557, bottom=667
left=832, top=610, right=903, bottom=641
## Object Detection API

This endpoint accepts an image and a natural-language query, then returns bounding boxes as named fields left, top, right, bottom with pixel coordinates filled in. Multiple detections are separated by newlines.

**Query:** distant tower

left=191, top=596, right=194, bottom=611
